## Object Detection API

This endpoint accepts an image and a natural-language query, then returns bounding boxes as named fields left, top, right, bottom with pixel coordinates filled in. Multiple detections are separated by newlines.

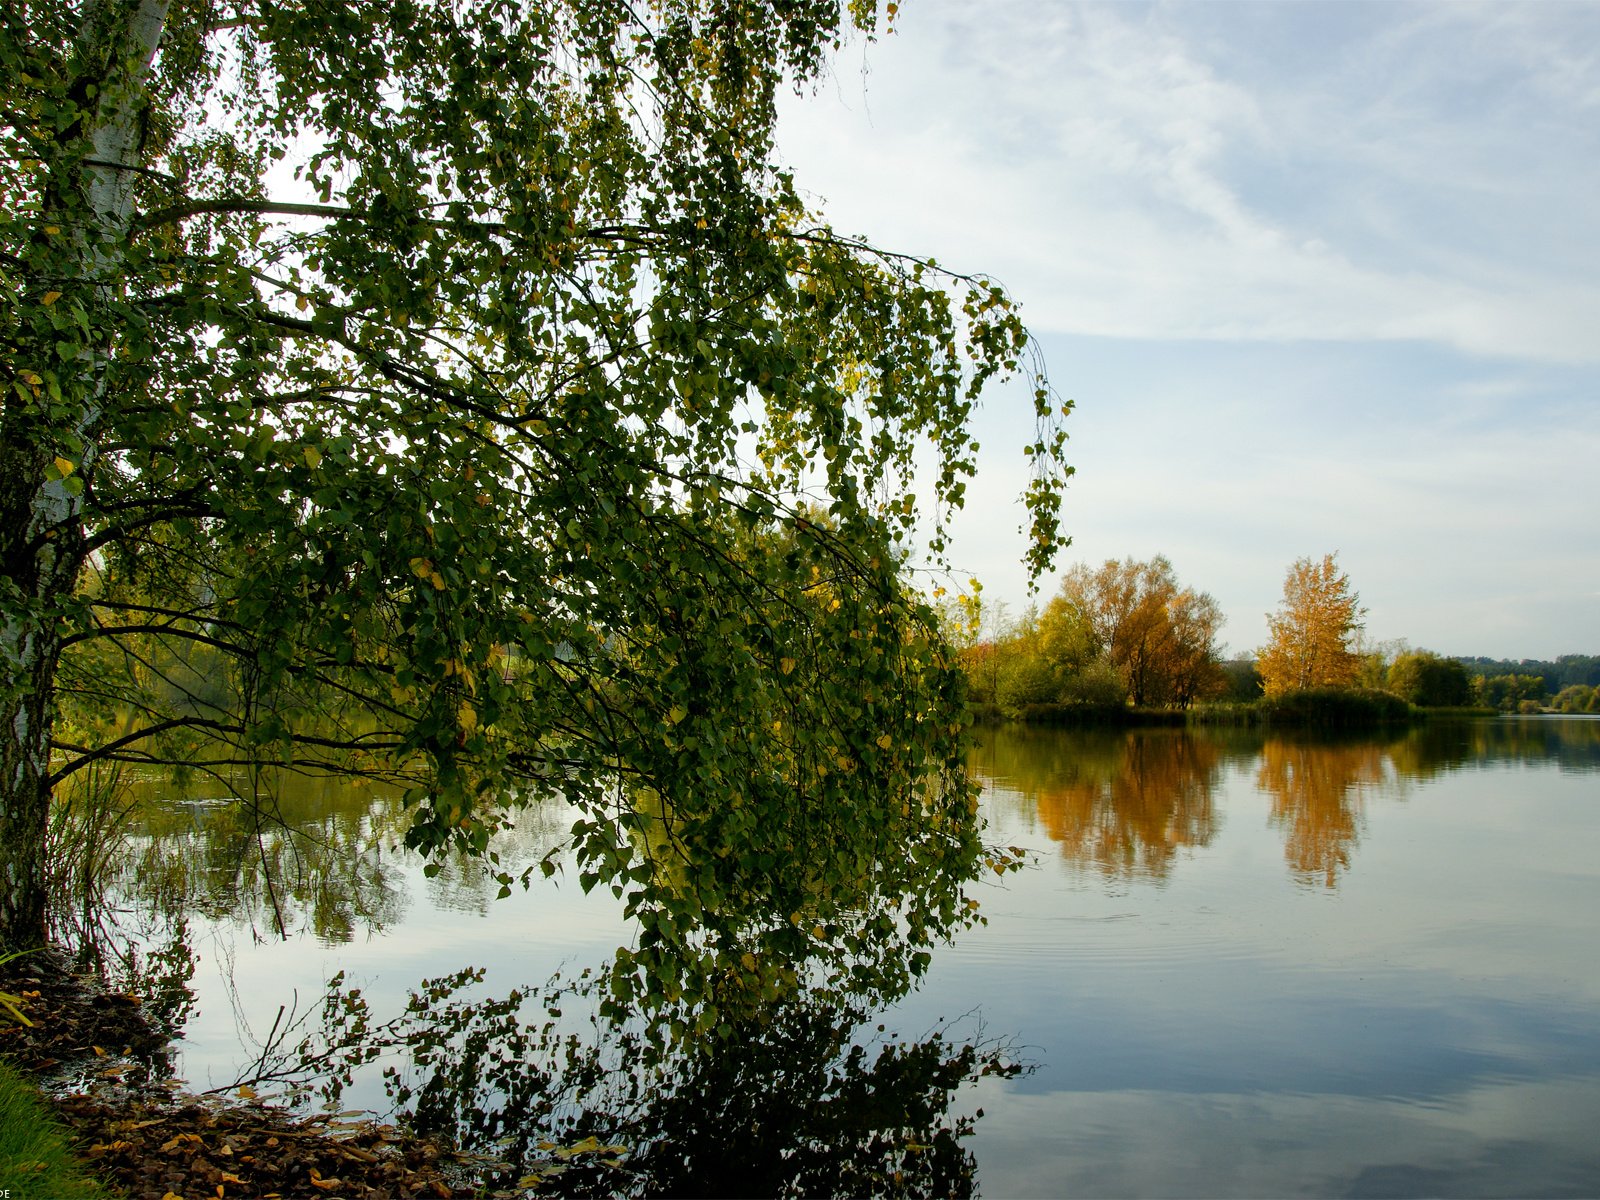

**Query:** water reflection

left=972, top=718, right=1600, bottom=891
left=46, top=717, right=1600, bottom=1196
left=970, top=726, right=1222, bottom=881
left=1391, top=714, right=1600, bottom=776
left=64, top=757, right=1015, bottom=1195
left=83, top=768, right=581, bottom=944
left=1256, top=740, right=1385, bottom=888
left=249, top=965, right=1024, bottom=1198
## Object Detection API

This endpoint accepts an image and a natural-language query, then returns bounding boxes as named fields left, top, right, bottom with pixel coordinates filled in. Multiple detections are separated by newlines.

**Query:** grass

left=0, top=1056, right=114, bottom=1199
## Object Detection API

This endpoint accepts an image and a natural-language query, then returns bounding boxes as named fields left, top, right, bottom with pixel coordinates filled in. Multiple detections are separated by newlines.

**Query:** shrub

left=1259, top=687, right=1417, bottom=729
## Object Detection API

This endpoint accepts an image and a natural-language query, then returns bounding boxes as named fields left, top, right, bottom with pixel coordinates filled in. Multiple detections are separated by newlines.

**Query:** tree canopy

left=0, top=0, right=1070, bottom=1005
left=1257, top=554, right=1364, bottom=697
left=1385, top=649, right=1471, bottom=708
left=957, top=556, right=1225, bottom=716
left=1046, top=556, right=1225, bottom=708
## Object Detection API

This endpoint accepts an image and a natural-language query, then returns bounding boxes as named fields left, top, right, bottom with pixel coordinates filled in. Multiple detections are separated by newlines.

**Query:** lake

left=77, top=716, right=1600, bottom=1197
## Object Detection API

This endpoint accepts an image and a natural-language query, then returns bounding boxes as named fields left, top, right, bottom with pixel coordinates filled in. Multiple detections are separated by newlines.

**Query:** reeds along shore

left=970, top=688, right=1497, bottom=731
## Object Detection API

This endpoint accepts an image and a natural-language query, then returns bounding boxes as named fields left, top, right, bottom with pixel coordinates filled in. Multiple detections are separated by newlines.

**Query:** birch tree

left=0, top=0, right=1071, bottom=1006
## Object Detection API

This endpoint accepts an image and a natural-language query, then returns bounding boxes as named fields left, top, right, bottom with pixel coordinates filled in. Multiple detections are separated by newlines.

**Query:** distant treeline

left=950, top=553, right=1598, bottom=725
left=1454, top=655, right=1600, bottom=694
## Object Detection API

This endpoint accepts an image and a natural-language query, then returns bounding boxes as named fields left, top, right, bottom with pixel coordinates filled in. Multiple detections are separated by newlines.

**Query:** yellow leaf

left=457, top=701, right=477, bottom=733
left=302, top=446, right=322, bottom=469
left=739, top=951, right=757, bottom=972
left=53, top=456, right=74, bottom=477
left=876, top=733, right=893, bottom=750
left=408, top=556, right=434, bottom=579
left=779, top=657, right=796, bottom=675
left=42, top=290, right=62, bottom=306
left=43, top=224, right=60, bottom=235
left=667, top=704, right=688, bottom=725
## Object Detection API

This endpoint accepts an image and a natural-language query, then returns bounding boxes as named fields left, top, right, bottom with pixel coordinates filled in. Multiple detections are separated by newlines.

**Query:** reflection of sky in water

left=139, top=801, right=628, bottom=1099
left=888, top=728, right=1600, bottom=1197
left=121, top=721, right=1600, bottom=1195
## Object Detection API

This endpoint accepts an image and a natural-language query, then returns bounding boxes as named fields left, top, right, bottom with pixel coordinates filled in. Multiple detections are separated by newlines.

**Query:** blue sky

left=775, top=0, right=1600, bottom=660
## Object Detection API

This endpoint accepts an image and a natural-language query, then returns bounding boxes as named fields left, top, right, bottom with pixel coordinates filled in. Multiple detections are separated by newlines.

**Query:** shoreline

left=0, top=946, right=463, bottom=1199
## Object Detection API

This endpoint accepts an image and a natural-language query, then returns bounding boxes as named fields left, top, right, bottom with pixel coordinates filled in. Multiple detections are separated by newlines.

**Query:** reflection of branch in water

left=222, top=961, right=1028, bottom=1198
left=207, top=935, right=332, bottom=1103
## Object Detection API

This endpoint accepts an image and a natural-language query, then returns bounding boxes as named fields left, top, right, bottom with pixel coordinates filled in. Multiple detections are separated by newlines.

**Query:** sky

left=773, top=0, right=1600, bottom=661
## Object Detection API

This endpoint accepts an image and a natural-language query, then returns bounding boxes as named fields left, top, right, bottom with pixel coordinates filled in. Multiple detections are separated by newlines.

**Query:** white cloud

left=779, top=0, right=1600, bottom=363
left=775, top=2, right=1600, bottom=656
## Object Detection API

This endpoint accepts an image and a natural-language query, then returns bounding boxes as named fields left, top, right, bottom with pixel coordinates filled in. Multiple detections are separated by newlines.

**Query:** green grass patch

left=0, top=1057, right=113, bottom=1199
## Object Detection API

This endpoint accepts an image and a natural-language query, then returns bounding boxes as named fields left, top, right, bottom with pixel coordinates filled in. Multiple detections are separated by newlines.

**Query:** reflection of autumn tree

left=974, top=728, right=1223, bottom=880
left=1257, top=740, right=1387, bottom=887
left=98, top=771, right=411, bottom=945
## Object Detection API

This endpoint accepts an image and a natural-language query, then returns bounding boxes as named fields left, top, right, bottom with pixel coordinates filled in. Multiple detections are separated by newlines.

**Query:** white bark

left=0, top=0, right=170, bottom=942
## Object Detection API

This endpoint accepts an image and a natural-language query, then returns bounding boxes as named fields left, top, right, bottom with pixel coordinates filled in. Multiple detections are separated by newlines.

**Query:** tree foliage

left=1257, top=554, right=1365, bottom=698
left=1385, top=649, right=1471, bottom=708
left=1458, top=655, right=1600, bottom=697
left=960, top=556, right=1225, bottom=716
left=1472, top=673, right=1548, bottom=713
left=1042, top=556, right=1225, bottom=709
left=1, top=0, right=1071, bottom=994
left=1552, top=684, right=1599, bottom=714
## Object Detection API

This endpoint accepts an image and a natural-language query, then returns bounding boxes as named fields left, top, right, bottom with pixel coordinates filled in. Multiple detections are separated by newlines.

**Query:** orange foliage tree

left=1257, top=554, right=1366, bottom=696
left=1047, top=556, right=1225, bottom=708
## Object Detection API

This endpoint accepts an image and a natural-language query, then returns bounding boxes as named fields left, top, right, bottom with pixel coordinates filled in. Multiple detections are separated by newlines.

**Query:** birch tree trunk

left=0, top=0, right=168, bottom=946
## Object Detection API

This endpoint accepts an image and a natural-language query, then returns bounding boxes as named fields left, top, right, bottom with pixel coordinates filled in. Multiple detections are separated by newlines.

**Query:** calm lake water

left=87, top=716, right=1600, bottom=1197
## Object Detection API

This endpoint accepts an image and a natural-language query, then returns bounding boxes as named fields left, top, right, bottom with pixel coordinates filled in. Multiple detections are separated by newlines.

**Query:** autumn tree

left=1257, top=554, right=1365, bottom=697
left=0, top=0, right=1071, bottom=996
left=1043, top=556, right=1225, bottom=708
